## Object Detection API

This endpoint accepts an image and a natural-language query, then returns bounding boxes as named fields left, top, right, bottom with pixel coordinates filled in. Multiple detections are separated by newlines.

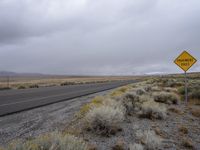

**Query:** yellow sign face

left=174, top=51, right=197, bottom=72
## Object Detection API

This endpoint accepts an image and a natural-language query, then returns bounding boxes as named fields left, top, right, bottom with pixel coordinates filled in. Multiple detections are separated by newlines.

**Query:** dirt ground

left=81, top=103, right=200, bottom=150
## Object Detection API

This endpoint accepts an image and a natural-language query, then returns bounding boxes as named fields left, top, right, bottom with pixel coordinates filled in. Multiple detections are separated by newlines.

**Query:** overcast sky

left=0, top=0, right=199, bottom=75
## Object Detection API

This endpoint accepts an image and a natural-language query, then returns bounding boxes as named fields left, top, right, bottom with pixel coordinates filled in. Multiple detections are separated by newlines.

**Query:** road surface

left=0, top=80, right=134, bottom=116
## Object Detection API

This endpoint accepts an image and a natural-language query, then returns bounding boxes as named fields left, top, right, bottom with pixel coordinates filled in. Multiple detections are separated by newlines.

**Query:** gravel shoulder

left=0, top=90, right=110, bottom=146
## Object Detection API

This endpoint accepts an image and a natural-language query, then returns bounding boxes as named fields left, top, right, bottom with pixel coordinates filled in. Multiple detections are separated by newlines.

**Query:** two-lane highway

left=0, top=80, right=135, bottom=116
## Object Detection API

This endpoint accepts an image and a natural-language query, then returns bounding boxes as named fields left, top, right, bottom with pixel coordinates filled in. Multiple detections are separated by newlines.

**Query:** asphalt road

left=0, top=80, right=134, bottom=116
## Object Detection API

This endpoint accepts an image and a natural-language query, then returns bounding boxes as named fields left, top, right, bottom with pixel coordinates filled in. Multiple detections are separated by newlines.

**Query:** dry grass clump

left=154, top=127, right=165, bottom=138
left=5, top=132, right=88, bottom=150
left=153, top=92, right=179, bottom=104
left=91, top=96, right=104, bottom=105
left=136, top=130, right=162, bottom=150
left=87, top=144, right=97, bottom=150
left=60, top=81, right=76, bottom=86
left=168, top=107, right=182, bottom=114
left=17, top=85, right=26, bottom=89
left=29, top=84, right=39, bottom=88
left=112, top=138, right=125, bottom=150
left=182, top=138, right=194, bottom=149
left=178, top=125, right=188, bottom=134
left=84, top=105, right=125, bottom=136
left=76, top=96, right=104, bottom=119
left=191, top=108, right=200, bottom=118
left=110, top=86, right=132, bottom=98
left=189, top=99, right=200, bottom=105
left=129, top=143, right=144, bottom=150
left=139, top=100, right=167, bottom=120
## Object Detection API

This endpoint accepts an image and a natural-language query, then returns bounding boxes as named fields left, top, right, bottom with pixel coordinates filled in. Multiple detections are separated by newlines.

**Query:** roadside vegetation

left=0, top=76, right=138, bottom=90
left=1, top=73, right=200, bottom=150
left=3, top=132, right=88, bottom=150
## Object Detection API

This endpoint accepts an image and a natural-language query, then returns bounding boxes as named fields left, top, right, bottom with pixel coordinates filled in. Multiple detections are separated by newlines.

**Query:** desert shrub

left=122, top=92, right=140, bottom=115
left=102, top=98, right=124, bottom=110
left=179, top=126, right=188, bottom=134
left=0, top=87, right=11, bottom=90
left=55, top=133, right=88, bottom=150
left=112, top=139, right=125, bottom=150
left=189, top=89, right=200, bottom=100
left=7, top=133, right=88, bottom=150
left=178, top=86, right=185, bottom=95
left=139, top=100, right=167, bottom=120
left=182, top=138, right=194, bottom=149
left=144, top=86, right=152, bottom=92
left=85, top=105, right=125, bottom=136
left=164, top=87, right=177, bottom=93
left=29, top=84, right=39, bottom=88
left=191, top=108, right=200, bottom=118
left=178, top=85, right=200, bottom=100
left=137, top=95, right=150, bottom=103
left=166, top=81, right=183, bottom=88
left=129, top=143, right=144, bottom=150
left=154, top=127, right=164, bottom=137
left=136, top=130, right=162, bottom=150
left=135, top=88, right=146, bottom=95
left=123, top=92, right=140, bottom=102
left=151, top=86, right=161, bottom=92
left=17, top=85, right=26, bottom=89
left=153, top=92, right=179, bottom=104
left=60, top=82, right=75, bottom=86
left=157, top=78, right=183, bottom=87
left=178, top=86, right=190, bottom=96
left=146, top=79, right=156, bottom=84
left=168, top=107, right=182, bottom=114
left=178, top=86, right=199, bottom=96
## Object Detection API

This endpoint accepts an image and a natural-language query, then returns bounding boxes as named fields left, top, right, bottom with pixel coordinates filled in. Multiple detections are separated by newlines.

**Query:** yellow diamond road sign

left=174, top=51, right=197, bottom=72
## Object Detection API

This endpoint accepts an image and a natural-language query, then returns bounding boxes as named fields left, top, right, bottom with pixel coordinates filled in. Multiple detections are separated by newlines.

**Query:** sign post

left=174, top=51, right=197, bottom=105
left=184, top=71, right=187, bottom=104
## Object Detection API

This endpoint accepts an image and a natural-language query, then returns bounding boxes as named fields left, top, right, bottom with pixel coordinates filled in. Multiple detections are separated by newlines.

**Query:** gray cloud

left=0, top=0, right=199, bottom=75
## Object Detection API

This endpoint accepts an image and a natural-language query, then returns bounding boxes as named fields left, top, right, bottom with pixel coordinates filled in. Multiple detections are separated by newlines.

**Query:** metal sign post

left=184, top=71, right=187, bottom=105
left=174, top=51, right=197, bottom=105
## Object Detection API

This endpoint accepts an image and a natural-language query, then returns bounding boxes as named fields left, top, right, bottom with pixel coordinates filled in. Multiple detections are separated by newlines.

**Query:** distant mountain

left=0, top=71, right=91, bottom=77
left=0, top=71, right=47, bottom=77
left=0, top=71, right=17, bottom=76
